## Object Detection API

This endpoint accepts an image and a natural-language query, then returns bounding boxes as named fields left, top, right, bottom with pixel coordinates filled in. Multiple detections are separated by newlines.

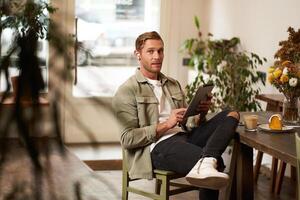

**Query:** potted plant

left=0, top=1, right=121, bottom=198
left=181, top=16, right=266, bottom=112
left=0, top=0, right=55, bottom=100
left=268, top=27, right=300, bottom=123
left=0, top=1, right=72, bottom=199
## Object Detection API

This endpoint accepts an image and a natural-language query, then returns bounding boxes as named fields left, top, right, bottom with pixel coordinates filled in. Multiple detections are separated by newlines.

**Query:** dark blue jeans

left=151, top=110, right=239, bottom=200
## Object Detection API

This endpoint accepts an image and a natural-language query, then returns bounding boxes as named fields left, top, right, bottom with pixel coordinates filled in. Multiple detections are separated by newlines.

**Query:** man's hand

left=166, top=108, right=187, bottom=129
left=156, top=108, right=186, bottom=139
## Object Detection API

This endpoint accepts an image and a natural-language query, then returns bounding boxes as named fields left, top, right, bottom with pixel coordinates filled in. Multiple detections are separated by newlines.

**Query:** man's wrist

left=156, top=121, right=171, bottom=140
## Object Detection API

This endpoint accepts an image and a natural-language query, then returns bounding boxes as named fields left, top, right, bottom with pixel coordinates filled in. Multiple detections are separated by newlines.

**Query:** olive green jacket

left=112, top=69, right=188, bottom=179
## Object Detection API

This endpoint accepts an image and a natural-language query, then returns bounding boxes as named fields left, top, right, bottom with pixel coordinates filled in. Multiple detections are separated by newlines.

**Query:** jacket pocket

left=136, top=96, right=158, bottom=127
left=171, top=93, right=185, bottom=108
left=171, top=93, right=183, bottom=101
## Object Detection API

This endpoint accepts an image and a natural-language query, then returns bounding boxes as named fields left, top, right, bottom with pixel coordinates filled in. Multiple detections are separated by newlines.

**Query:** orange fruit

left=269, top=114, right=283, bottom=130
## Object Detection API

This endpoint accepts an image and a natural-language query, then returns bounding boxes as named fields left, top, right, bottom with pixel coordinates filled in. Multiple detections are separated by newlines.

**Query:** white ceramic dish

left=258, top=124, right=294, bottom=133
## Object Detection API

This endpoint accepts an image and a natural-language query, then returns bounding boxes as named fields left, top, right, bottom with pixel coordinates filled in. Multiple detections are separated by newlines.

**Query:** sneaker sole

left=185, top=176, right=229, bottom=190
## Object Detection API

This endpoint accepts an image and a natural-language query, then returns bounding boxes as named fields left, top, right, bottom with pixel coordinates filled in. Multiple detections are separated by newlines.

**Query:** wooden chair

left=122, top=140, right=239, bottom=200
left=122, top=151, right=198, bottom=200
left=295, top=132, right=300, bottom=200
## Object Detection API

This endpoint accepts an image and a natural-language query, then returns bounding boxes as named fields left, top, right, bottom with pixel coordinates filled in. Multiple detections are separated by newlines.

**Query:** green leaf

left=194, top=16, right=200, bottom=30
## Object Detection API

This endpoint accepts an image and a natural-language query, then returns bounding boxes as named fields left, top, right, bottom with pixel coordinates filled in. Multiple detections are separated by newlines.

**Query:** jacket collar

left=135, top=68, right=168, bottom=85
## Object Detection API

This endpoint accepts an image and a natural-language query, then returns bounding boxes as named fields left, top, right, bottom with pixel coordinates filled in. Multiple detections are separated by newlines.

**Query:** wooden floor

left=67, top=144, right=297, bottom=200
left=92, top=170, right=297, bottom=200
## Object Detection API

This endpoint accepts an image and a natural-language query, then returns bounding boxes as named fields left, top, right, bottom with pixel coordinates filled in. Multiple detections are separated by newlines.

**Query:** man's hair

left=135, top=31, right=163, bottom=51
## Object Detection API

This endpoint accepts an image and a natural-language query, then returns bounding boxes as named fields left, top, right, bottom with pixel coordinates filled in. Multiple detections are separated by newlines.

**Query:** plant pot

left=11, top=76, right=19, bottom=98
left=10, top=76, right=31, bottom=101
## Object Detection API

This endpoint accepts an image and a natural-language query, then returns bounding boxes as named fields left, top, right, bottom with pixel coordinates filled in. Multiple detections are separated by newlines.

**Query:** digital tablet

left=181, top=84, right=214, bottom=125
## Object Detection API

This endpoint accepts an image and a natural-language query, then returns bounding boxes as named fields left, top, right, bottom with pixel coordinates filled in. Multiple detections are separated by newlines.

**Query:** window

left=0, top=22, right=49, bottom=93
left=74, top=0, right=160, bottom=97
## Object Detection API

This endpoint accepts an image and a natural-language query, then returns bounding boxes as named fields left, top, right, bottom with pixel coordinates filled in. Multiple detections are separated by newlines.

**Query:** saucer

left=258, top=124, right=294, bottom=133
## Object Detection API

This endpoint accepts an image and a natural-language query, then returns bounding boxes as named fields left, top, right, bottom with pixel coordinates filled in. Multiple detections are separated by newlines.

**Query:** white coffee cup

left=243, top=115, right=258, bottom=131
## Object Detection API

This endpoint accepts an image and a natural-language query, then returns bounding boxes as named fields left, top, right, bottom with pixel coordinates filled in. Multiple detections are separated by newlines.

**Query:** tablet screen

left=181, top=84, right=213, bottom=125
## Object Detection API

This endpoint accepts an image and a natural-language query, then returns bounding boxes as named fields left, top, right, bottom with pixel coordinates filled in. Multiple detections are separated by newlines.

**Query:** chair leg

left=254, top=151, right=263, bottom=183
left=275, top=161, right=286, bottom=195
left=155, top=179, right=162, bottom=194
left=291, top=165, right=297, bottom=182
left=290, top=165, right=298, bottom=197
left=156, top=174, right=170, bottom=200
left=270, top=157, right=278, bottom=193
left=122, top=170, right=129, bottom=200
left=253, top=151, right=288, bottom=195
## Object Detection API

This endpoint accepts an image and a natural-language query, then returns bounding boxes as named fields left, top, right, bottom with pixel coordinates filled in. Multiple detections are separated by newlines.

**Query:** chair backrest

left=295, top=132, right=300, bottom=200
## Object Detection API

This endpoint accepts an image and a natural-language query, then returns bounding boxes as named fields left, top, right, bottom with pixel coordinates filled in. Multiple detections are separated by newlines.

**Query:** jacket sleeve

left=112, top=85, right=157, bottom=150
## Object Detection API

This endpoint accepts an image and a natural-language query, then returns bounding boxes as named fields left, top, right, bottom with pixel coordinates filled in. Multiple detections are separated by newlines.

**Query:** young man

left=112, top=31, right=239, bottom=199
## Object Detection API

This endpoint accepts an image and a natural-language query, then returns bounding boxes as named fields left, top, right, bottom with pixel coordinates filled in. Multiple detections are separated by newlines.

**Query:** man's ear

left=134, top=50, right=141, bottom=60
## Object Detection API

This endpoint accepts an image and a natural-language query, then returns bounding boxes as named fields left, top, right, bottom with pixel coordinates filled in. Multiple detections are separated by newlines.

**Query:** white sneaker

left=185, top=157, right=229, bottom=190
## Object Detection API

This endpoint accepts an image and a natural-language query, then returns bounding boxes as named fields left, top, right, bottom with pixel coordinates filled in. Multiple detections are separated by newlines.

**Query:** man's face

left=137, top=39, right=164, bottom=78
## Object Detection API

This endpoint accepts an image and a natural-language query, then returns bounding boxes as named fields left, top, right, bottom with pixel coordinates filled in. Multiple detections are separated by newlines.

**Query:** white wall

left=160, top=0, right=204, bottom=86
left=161, top=0, right=300, bottom=94
left=185, top=0, right=300, bottom=94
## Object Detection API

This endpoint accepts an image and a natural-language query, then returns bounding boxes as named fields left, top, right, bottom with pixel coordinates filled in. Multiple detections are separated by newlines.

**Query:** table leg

left=275, top=161, right=286, bottom=195
left=270, top=157, right=278, bottom=192
left=225, top=140, right=239, bottom=200
left=254, top=151, right=263, bottom=183
left=236, top=143, right=253, bottom=200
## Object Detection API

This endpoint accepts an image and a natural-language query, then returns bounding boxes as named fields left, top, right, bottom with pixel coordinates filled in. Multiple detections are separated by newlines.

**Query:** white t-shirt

left=146, top=78, right=182, bottom=151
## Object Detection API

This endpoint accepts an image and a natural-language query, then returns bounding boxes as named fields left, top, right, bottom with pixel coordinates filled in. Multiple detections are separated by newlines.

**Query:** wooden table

left=0, top=138, right=108, bottom=200
left=233, top=112, right=298, bottom=200
left=255, top=94, right=296, bottom=195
